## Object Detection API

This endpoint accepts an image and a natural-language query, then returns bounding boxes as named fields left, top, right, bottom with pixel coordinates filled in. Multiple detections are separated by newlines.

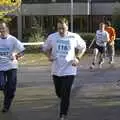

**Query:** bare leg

left=90, top=48, right=99, bottom=69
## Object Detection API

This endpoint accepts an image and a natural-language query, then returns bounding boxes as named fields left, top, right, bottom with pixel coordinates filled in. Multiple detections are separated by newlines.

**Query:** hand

left=72, top=58, right=79, bottom=66
left=15, top=54, right=20, bottom=60
left=48, top=55, right=57, bottom=62
left=108, top=40, right=114, bottom=46
left=13, top=52, right=24, bottom=60
left=11, top=53, right=17, bottom=60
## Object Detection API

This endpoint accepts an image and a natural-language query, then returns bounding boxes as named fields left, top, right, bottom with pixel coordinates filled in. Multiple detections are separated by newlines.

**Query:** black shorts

left=94, top=43, right=106, bottom=54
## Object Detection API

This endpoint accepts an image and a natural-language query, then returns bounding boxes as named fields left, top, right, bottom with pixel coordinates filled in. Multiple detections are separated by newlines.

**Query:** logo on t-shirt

left=0, top=47, right=10, bottom=56
left=0, top=47, right=11, bottom=63
left=56, top=39, right=71, bottom=58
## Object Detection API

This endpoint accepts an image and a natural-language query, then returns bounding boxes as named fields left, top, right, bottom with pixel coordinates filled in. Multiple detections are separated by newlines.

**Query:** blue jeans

left=0, top=72, right=6, bottom=90
left=0, top=69, right=17, bottom=109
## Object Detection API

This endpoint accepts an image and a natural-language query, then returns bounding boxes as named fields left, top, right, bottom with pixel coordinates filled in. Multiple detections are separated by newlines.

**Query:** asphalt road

left=0, top=56, right=120, bottom=120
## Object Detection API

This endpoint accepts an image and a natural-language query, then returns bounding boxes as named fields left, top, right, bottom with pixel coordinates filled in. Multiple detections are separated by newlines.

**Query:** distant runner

left=90, top=22, right=109, bottom=69
left=105, top=21, right=116, bottom=64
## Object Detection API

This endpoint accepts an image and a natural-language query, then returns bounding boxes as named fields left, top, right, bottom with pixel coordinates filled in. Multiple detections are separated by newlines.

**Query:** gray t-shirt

left=96, top=30, right=109, bottom=47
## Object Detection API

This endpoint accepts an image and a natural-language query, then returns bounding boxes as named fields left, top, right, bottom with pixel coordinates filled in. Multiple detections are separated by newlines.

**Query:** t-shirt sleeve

left=42, top=34, right=52, bottom=52
left=13, top=37, right=25, bottom=53
left=75, top=34, right=86, bottom=51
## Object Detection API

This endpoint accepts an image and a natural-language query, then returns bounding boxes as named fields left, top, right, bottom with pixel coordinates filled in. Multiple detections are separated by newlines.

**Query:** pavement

left=0, top=55, right=120, bottom=120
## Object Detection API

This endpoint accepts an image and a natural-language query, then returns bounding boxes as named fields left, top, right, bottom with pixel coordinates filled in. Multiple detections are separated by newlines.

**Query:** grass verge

left=19, top=52, right=50, bottom=66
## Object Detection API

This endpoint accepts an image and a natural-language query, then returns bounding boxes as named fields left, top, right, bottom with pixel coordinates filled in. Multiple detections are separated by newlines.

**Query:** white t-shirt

left=0, top=34, right=25, bottom=71
left=43, top=32, right=86, bottom=76
left=96, top=30, right=109, bottom=47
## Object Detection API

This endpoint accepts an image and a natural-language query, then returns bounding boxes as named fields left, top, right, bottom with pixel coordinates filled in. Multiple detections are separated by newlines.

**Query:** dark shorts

left=94, top=43, right=106, bottom=54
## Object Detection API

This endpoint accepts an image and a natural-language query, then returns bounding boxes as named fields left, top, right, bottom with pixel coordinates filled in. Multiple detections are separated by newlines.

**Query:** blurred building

left=11, top=0, right=119, bottom=40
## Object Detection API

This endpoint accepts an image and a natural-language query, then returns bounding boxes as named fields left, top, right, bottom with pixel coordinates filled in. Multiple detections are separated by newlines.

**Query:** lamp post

left=87, top=0, right=91, bottom=32
left=87, top=0, right=91, bottom=15
left=70, top=0, right=73, bottom=32
left=51, top=0, right=56, bottom=2
left=51, top=0, right=56, bottom=31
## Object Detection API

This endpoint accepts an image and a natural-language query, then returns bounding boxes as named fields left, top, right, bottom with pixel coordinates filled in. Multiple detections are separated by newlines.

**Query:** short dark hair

left=105, top=21, right=111, bottom=26
left=57, top=17, right=68, bottom=25
left=99, top=22, right=105, bottom=26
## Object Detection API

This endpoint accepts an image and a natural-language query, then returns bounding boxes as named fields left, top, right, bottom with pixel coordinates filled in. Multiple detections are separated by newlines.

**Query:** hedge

left=79, top=33, right=95, bottom=48
left=24, top=32, right=96, bottom=53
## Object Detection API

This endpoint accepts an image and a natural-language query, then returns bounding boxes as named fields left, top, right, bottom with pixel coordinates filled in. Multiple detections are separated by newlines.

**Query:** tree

left=0, top=0, right=21, bottom=18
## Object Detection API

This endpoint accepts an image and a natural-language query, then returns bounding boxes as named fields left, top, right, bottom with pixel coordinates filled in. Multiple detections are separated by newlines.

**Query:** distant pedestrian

left=90, top=22, right=109, bottom=69
left=105, top=21, right=116, bottom=64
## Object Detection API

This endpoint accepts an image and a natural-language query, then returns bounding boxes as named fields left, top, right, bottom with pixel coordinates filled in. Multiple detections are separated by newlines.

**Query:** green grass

left=19, top=52, right=50, bottom=66
left=19, top=52, right=88, bottom=66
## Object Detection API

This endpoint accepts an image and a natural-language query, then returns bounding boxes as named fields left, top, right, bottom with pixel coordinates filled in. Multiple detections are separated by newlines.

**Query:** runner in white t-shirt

left=42, top=17, right=86, bottom=120
left=90, top=22, right=109, bottom=69
left=0, top=21, right=25, bottom=113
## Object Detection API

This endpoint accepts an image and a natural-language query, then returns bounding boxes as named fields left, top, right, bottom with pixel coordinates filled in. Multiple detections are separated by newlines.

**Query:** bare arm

left=41, top=35, right=54, bottom=61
